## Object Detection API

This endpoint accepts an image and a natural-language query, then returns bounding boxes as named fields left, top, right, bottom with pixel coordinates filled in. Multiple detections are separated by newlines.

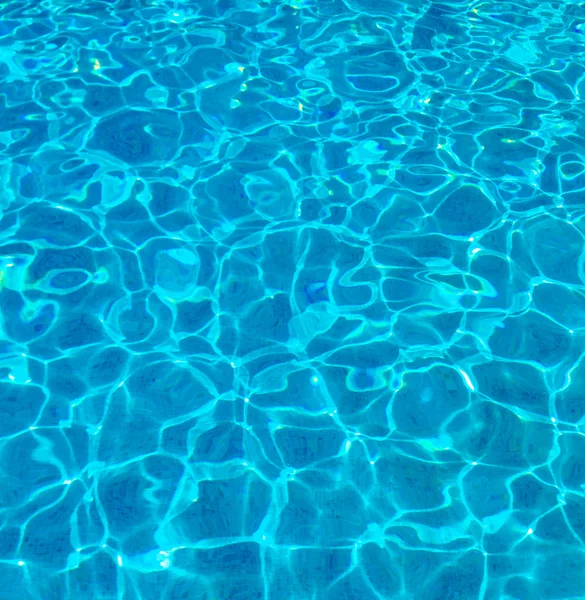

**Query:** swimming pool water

left=1, top=0, right=585, bottom=598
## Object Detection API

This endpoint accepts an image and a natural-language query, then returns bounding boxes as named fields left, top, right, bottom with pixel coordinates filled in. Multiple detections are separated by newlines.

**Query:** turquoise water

left=1, top=0, right=585, bottom=598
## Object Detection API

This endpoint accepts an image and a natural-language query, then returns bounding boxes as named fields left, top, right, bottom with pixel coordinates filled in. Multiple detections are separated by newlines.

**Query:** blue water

left=1, top=1, right=585, bottom=598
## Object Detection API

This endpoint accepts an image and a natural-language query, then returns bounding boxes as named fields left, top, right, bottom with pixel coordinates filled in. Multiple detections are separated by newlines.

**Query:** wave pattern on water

left=1, top=0, right=585, bottom=599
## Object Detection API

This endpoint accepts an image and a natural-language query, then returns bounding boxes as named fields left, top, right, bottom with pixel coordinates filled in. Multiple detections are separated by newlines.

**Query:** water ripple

left=1, top=0, right=585, bottom=599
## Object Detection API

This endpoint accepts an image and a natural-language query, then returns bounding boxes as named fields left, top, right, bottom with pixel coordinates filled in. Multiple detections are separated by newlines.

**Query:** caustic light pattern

left=1, top=0, right=585, bottom=599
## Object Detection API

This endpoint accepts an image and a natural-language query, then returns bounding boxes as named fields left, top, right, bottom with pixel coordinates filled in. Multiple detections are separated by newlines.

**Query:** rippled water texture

left=2, top=0, right=585, bottom=598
